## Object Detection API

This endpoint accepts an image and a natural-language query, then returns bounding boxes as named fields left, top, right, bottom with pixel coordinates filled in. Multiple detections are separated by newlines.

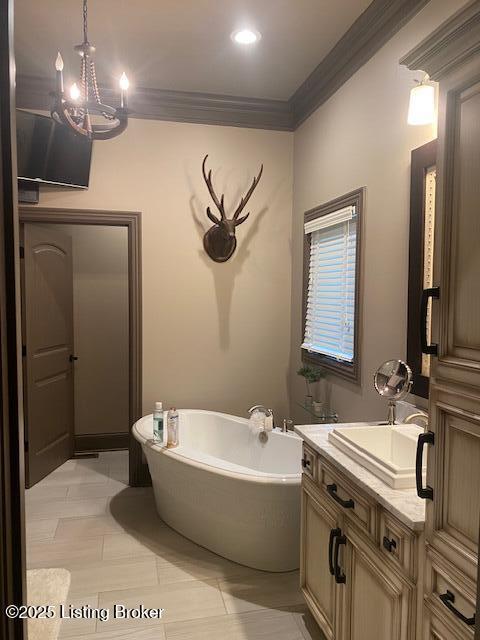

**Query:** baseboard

left=74, top=432, right=129, bottom=453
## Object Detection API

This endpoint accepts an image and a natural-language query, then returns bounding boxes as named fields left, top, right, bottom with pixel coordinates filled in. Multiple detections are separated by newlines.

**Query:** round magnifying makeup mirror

left=374, top=359, right=412, bottom=424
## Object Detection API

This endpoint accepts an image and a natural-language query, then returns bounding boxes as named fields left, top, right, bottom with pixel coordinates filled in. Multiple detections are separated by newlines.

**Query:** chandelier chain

left=83, top=0, right=88, bottom=43
left=90, top=60, right=114, bottom=118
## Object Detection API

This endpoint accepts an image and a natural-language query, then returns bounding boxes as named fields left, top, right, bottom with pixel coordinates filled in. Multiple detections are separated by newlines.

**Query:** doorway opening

left=18, top=207, right=145, bottom=487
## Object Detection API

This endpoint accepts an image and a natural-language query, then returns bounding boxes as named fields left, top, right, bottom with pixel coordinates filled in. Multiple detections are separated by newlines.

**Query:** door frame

left=18, top=207, right=148, bottom=486
left=1, top=0, right=27, bottom=636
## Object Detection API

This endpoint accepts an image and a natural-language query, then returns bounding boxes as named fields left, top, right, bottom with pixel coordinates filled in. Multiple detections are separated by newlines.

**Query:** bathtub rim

left=132, top=410, right=301, bottom=486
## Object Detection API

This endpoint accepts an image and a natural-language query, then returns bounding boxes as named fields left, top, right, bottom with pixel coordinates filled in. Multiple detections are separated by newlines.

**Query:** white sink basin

left=328, top=423, right=425, bottom=489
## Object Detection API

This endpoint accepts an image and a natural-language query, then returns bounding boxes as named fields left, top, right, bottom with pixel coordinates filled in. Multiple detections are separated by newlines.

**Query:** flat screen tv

left=16, top=110, right=93, bottom=189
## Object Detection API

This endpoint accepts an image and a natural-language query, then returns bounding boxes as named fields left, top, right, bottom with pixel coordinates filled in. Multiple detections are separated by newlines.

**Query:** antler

left=202, top=155, right=226, bottom=224
left=233, top=164, right=264, bottom=225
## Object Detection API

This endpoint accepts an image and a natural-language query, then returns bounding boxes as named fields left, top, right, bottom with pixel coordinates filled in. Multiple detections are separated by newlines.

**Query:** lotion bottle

left=153, top=402, right=164, bottom=443
left=167, top=408, right=179, bottom=448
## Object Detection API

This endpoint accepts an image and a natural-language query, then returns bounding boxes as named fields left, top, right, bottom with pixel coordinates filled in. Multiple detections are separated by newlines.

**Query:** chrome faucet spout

left=248, top=404, right=273, bottom=417
left=404, top=411, right=429, bottom=430
left=248, top=405, right=275, bottom=430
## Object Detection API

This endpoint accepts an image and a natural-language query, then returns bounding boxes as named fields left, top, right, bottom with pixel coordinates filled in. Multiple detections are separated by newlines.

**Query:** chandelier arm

left=52, top=94, right=128, bottom=140
left=52, top=101, right=91, bottom=138
left=90, top=117, right=128, bottom=140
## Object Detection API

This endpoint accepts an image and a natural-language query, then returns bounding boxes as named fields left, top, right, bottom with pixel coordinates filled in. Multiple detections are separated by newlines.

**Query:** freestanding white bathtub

left=132, top=409, right=302, bottom=571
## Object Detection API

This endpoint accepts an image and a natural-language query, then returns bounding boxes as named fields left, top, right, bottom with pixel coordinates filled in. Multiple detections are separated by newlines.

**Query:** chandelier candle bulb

left=55, top=52, right=64, bottom=71
left=119, top=72, right=129, bottom=108
left=55, top=52, right=64, bottom=93
left=70, top=83, right=81, bottom=101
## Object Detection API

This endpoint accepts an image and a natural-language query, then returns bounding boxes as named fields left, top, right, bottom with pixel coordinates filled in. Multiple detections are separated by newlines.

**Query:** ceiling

left=15, top=0, right=372, bottom=101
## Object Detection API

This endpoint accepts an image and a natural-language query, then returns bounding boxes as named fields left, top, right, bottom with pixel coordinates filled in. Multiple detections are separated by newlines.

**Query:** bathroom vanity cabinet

left=300, top=443, right=423, bottom=640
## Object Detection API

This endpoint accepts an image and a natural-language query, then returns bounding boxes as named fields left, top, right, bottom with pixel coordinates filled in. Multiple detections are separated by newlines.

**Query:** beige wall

left=39, top=120, right=294, bottom=421
left=289, top=0, right=468, bottom=424
left=47, top=224, right=129, bottom=436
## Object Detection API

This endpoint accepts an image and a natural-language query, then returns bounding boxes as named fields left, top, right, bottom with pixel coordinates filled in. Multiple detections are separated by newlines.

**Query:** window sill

left=302, top=348, right=361, bottom=385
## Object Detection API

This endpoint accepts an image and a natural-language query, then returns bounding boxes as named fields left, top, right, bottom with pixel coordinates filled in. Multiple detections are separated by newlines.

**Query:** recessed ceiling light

left=231, top=29, right=261, bottom=45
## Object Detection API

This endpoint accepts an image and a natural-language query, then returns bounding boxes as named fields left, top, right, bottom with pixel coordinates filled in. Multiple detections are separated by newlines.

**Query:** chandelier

left=51, top=0, right=129, bottom=140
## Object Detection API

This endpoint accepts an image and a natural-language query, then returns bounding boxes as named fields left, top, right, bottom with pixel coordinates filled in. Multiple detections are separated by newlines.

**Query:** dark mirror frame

left=407, top=139, right=437, bottom=400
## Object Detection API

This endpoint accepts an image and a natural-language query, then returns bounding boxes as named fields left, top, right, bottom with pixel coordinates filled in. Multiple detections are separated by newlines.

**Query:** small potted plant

left=297, top=365, right=326, bottom=409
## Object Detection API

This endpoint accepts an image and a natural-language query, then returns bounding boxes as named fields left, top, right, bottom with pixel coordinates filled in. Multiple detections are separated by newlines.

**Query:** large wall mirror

left=407, top=139, right=437, bottom=399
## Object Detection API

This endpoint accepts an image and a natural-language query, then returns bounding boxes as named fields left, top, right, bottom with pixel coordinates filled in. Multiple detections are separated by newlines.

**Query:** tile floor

left=25, top=451, right=325, bottom=640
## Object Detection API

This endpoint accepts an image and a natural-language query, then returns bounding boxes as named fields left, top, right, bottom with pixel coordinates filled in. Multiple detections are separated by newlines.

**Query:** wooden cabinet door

left=426, top=385, right=480, bottom=580
left=301, top=481, right=340, bottom=640
left=340, top=523, right=415, bottom=640
left=426, top=69, right=480, bottom=582
left=432, top=77, right=480, bottom=388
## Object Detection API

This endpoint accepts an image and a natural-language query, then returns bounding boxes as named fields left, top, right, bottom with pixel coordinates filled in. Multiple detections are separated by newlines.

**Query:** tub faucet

left=248, top=405, right=274, bottom=425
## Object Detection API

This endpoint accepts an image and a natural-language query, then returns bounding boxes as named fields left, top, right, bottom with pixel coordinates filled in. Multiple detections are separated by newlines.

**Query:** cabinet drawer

left=425, top=548, right=476, bottom=638
left=301, top=444, right=317, bottom=482
left=319, top=461, right=376, bottom=539
left=379, top=509, right=418, bottom=580
left=423, top=602, right=469, bottom=640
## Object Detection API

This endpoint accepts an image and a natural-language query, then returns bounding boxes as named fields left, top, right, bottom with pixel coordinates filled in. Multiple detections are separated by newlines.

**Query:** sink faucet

left=404, top=412, right=429, bottom=430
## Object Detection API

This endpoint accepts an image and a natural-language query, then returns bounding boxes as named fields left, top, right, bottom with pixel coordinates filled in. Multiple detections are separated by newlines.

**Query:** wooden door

left=340, top=523, right=415, bottom=640
left=22, top=224, right=74, bottom=487
left=301, top=481, right=340, bottom=640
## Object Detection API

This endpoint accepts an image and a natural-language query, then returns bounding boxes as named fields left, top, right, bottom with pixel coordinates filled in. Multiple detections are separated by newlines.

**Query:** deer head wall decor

left=201, top=155, right=263, bottom=263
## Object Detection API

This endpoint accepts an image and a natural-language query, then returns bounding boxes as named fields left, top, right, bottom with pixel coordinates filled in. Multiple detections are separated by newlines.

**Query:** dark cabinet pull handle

left=333, top=533, right=347, bottom=584
left=301, top=455, right=311, bottom=469
left=69, top=354, right=79, bottom=362
left=420, top=287, right=439, bottom=355
left=326, top=483, right=354, bottom=509
left=439, top=591, right=476, bottom=627
left=328, top=528, right=341, bottom=575
left=416, top=432, right=434, bottom=500
left=383, top=536, right=397, bottom=553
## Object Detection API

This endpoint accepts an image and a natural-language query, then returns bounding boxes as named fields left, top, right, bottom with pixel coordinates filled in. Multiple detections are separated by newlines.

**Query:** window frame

left=407, top=139, right=437, bottom=400
left=301, top=188, right=364, bottom=384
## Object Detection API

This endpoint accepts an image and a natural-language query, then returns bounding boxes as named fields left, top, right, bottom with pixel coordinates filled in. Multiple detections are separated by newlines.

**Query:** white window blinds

left=302, top=205, right=357, bottom=363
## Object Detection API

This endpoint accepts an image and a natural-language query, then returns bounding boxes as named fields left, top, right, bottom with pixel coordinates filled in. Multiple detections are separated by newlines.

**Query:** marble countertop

left=294, top=423, right=425, bottom=531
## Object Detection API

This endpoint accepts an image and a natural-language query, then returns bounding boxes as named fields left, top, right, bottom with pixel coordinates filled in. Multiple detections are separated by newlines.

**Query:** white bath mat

left=27, top=568, right=71, bottom=640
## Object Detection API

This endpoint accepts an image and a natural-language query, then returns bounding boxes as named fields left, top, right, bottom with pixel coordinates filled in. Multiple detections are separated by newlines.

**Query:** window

left=302, top=189, right=364, bottom=383
left=407, top=139, right=437, bottom=399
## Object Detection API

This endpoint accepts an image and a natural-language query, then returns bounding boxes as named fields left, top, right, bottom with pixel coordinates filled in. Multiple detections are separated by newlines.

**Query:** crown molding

left=15, top=74, right=295, bottom=131
left=400, top=0, right=480, bottom=80
left=289, top=0, right=430, bottom=127
left=16, top=0, right=430, bottom=132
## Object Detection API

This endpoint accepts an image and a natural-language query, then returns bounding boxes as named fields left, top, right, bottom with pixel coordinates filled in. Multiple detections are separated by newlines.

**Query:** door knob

left=69, top=355, right=79, bottom=362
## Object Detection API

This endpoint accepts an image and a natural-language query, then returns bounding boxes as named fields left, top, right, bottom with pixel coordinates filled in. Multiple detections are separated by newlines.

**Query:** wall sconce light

left=408, top=76, right=435, bottom=126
